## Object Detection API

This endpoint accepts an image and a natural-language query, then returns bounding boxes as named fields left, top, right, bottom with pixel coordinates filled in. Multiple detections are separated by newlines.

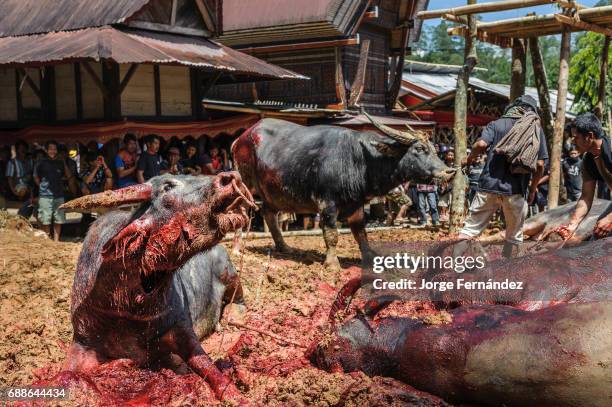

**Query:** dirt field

left=0, top=212, right=451, bottom=406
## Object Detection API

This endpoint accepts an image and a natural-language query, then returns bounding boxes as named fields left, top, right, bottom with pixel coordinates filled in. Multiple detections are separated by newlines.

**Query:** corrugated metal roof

left=0, top=27, right=308, bottom=80
left=0, top=0, right=150, bottom=38
left=401, top=71, right=575, bottom=115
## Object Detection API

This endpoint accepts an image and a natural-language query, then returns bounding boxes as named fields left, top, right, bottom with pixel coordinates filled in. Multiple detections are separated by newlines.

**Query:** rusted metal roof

left=0, top=27, right=308, bottom=80
left=0, top=0, right=150, bottom=38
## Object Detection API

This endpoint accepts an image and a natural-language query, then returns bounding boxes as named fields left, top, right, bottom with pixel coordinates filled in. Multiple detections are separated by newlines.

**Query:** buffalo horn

left=362, top=111, right=419, bottom=145
left=60, top=183, right=153, bottom=213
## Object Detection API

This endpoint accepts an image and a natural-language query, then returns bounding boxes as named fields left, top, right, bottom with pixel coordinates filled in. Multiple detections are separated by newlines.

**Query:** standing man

left=115, top=134, right=139, bottom=188
left=562, top=147, right=582, bottom=202
left=560, top=113, right=612, bottom=239
left=137, top=135, right=167, bottom=183
left=34, top=140, right=75, bottom=241
left=6, top=140, right=34, bottom=217
left=457, top=95, right=548, bottom=256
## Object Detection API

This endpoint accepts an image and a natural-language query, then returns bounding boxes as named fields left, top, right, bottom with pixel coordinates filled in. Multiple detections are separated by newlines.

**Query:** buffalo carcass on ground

left=58, top=172, right=255, bottom=404
left=232, top=113, right=456, bottom=267
left=312, top=238, right=612, bottom=407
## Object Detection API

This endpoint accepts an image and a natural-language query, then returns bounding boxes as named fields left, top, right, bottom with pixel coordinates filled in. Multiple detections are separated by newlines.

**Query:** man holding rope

left=457, top=95, right=547, bottom=257
left=558, top=113, right=612, bottom=240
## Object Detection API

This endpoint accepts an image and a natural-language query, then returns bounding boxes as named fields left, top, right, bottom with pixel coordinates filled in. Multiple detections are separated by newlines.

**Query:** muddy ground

left=0, top=212, right=454, bottom=406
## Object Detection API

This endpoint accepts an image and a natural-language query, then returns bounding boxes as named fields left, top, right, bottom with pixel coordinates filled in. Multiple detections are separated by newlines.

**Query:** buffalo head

left=61, top=172, right=255, bottom=274
left=364, top=112, right=456, bottom=184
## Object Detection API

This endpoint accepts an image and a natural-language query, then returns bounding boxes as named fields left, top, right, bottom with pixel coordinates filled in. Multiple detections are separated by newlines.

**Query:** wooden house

left=0, top=0, right=304, bottom=144
left=206, top=0, right=431, bottom=125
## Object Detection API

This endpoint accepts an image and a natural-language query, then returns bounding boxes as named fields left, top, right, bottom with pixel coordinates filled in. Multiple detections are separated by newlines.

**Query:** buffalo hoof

left=276, top=244, right=294, bottom=254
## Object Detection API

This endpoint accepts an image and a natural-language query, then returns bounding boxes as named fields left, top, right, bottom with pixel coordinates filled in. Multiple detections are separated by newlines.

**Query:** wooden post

left=510, top=38, right=526, bottom=100
left=528, top=37, right=554, bottom=151
left=595, top=36, right=610, bottom=121
left=450, top=0, right=478, bottom=234
left=548, top=28, right=571, bottom=209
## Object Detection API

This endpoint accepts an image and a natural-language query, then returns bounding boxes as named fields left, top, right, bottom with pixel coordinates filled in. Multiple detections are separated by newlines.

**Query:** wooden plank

left=55, top=64, right=77, bottom=121
left=119, top=64, right=140, bottom=95
left=43, top=66, right=56, bottom=121
left=510, top=39, right=526, bottom=100
left=595, top=36, right=611, bottom=120
left=528, top=37, right=554, bottom=153
left=557, top=1, right=587, bottom=10
left=154, top=64, right=161, bottom=117
left=170, top=0, right=178, bottom=26
left=15, top=69, right=22, bottom=121
left=348, top=39, right=370, bottom=107
left=120, top=64, right=155, bottom=117
left=82, top=61, right=108, bottom=98
left=102, top=62, right=121, bottom=120
left=0, top=68, right=17, bottom=121
left=17, top=68, right=40, bottom=99
left=74, top=63, right=83, bottom=120
left=334, top=47, right=347, bottom=109
left=239, top=36, right=360, bottom=54
left=450, top=0, right=478, bottom=233
left=554, top=13, right=612, bottom=36
left=386, top=25, right=410, bottom=111
left=417, top=0, right=554, bottom=19
left=126, top=20, right=211, bottom=37
left=548, top=29, right=571, bottom=209
left=195, top=0, right=216, bottom=33
left=443, top=13, right=468, bottom=25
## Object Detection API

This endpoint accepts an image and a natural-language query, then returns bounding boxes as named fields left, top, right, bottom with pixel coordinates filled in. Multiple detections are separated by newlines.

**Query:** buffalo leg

left=319, top=201, right=341, bottom=269
left=347, top=206, right=372, bottom=259
left=262, top=206, right=291, bottom=252
left=162, top=325, right=246, bottom=404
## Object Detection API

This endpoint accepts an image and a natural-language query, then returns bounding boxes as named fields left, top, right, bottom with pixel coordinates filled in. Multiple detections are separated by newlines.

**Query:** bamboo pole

left=595, top=36, right=611, bottom=121
left=417, top=0, right=554, bottom=20
left=510, top=39, right=527, bottom=100
left=476, top=5, right=612, bottom=34
left=450, top=0, right=478, bottom=234
left=554, top=14, right=612, bottom=36
left=548, top=29, right=571, bottom=209
left=528, top=37, right=555, bottom=153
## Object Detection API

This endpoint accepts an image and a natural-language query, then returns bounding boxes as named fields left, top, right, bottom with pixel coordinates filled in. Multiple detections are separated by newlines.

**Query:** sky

left=423, top=0, right=602, bottom=28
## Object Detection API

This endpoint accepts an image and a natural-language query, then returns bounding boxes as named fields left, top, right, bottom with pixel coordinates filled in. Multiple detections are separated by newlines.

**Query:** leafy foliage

left=409, top=21, right=560, bottom=89
left=569, top=32, right=612, bottom=113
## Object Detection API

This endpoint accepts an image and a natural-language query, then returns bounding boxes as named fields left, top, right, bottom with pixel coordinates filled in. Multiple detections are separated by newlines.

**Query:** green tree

left=569, top=32, right=611, bottom=114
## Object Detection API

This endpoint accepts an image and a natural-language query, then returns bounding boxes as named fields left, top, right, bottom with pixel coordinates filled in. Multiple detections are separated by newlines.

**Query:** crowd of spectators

left=1, top=130, right=610, bottom=239
left=0, top=134, right=232, bottom=241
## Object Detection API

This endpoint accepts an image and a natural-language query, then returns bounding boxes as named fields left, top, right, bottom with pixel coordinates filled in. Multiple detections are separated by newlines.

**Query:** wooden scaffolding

left=418, top=0, right=612, bottom=222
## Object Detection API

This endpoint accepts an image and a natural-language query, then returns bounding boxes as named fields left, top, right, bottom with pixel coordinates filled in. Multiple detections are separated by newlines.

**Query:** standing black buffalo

left=232, top=113, right=456, bottom=267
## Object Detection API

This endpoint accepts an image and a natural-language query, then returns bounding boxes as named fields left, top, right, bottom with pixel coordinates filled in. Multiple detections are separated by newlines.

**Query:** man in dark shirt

left=458, top=95, right=548, bottom=256
left=562, top=148, right=583, bottom=201
left=80, top=151, right=113, bottom=195
left=137, top=135, right=167, bottom=183
left=466, top=153, right=485, bottom=204
left=34, top=140, right=74, bottom=241
left=564, top=113, right=612, bottom=239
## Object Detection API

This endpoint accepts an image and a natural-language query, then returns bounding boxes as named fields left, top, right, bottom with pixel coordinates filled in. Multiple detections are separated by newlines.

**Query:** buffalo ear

left=60, top=183, right=153, bottom=213
left=366, top=140, right=407, bottom=157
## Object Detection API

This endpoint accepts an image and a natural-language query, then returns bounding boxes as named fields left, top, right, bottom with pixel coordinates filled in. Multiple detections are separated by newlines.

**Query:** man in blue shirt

left=457, top=95, right=548, bottom=257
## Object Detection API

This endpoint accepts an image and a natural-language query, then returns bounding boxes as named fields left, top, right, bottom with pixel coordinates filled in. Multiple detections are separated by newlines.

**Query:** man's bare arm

left=136, top=170, right=145, bottom=184
left=568, top=179, right=596, bottom=231
left=116, top=165, right=136, bottom=178
left=464, top=139, right=488, bottom=165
